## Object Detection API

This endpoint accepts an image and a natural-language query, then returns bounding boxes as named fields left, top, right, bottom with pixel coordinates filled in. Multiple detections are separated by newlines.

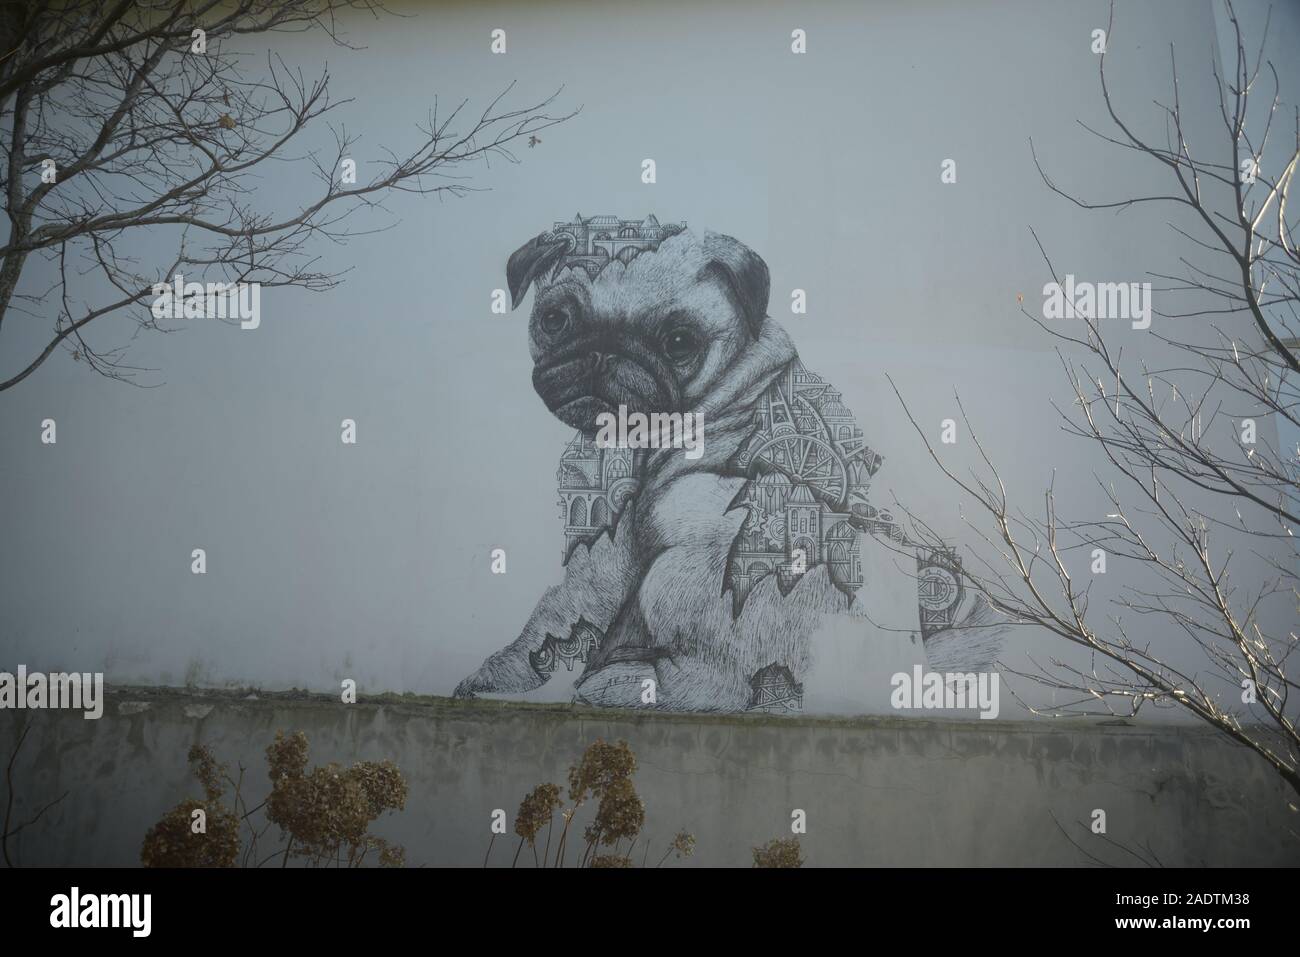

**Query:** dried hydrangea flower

left=515, top=783, right=562, bottom=844
left=187, top=744, right=228, bottom=803
left=670, top=832, right=696, bottom=858
left=585, top=776, right=644, bottom=846
left=752, top=837, right=803, bottom=869
left=567, top=739, right=636, bottom=804
left=141, top=799, right=239, bottom=868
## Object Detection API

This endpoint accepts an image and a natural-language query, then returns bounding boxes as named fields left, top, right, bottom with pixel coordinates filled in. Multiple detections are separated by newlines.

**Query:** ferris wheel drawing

left=737, top=386, right=876, bottom=512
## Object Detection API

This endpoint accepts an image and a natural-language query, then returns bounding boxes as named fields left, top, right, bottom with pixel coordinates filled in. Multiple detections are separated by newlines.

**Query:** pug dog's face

left=507, top=229, right=770, bottom=433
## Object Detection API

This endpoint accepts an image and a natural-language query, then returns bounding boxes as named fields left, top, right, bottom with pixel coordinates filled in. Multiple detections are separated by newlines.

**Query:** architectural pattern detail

left=542, top=212, right=687, bottom=278
left=551, top=355, right=982, bottom=644
left=529, top=616, right=603, bottom=677
left=746, top=662, right=805, bottom=713
left=556, top=433, right=638, bottom=559
left=724, top=358, right=882, bottom=610
left=916, top=547, right=966, bottom=638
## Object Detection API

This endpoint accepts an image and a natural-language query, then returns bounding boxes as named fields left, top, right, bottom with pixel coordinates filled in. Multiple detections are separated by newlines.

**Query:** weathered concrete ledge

left=2, top=686, right=1296, bottom=866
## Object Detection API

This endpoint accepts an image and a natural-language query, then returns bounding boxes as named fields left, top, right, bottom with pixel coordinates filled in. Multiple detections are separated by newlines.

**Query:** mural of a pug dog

left=454, top=215, right=1005, bottom=712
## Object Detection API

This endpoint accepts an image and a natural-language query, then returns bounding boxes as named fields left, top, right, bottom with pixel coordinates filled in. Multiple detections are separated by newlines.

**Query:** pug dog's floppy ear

left=507, top=232, right=573, bottom=308
left=698, top=231, right=770, bottom=338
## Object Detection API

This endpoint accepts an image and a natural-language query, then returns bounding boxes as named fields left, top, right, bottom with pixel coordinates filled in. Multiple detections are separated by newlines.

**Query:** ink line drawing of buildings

left=916, top=547, right=966, bottom=637
left=557, top=433, right=638, bottom=558
left=726, top=358, right=883, bottom=608
left=544, top=213, right=687, bottom=276
left=747, top=662, right=804, bottom=713
left=529, top=616, right=603, bottom=678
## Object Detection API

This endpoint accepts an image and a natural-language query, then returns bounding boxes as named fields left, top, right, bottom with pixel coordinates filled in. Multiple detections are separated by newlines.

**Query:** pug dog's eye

left=662, top=326, right=701, bottom=363
left=540, top=306, right=570, bottom=336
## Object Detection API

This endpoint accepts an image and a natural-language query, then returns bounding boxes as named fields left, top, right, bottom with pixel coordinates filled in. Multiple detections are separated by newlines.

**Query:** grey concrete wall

left=1, top=688, right=1296, bottom=867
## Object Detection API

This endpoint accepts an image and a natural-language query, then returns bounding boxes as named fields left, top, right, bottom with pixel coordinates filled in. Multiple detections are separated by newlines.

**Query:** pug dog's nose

left=588, top=351, right=609, bottom=373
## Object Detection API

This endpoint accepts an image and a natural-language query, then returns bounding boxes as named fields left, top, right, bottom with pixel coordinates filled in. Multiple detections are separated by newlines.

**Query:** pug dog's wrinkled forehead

left=506, top=220, right=770, bottom=338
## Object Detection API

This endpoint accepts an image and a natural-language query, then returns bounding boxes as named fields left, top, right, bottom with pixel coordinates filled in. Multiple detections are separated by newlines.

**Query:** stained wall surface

left=1, top=690, right=1295, bottom=867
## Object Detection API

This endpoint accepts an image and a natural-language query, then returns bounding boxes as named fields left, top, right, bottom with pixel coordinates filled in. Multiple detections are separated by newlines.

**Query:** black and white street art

left=455, top=214, right=1009, bottom=711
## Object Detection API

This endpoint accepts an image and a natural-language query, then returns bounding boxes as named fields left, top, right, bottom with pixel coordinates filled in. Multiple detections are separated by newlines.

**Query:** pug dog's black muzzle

left=532, top=335, right=683, bottom=433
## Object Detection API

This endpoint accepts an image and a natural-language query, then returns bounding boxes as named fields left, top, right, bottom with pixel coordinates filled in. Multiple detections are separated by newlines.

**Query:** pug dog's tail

left=922, top=592, right=1014, bottom=674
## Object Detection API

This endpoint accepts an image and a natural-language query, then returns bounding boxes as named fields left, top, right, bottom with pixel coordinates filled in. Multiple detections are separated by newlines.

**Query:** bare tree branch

left=891, top=0, right=1300, bottom=800
left=0, top=0, right=577, bottom=390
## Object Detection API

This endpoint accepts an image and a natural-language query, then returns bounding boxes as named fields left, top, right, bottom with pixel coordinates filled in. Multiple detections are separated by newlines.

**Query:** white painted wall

left=1, top=0, right=1296, bottom=719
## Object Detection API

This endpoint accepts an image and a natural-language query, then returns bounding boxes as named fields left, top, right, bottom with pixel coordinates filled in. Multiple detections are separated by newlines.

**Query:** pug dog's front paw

left=453, top=670, right=493, bottom=700
left=574, top=661, right=659, bottom=709
left=454, top=650, right=549, bottom=700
